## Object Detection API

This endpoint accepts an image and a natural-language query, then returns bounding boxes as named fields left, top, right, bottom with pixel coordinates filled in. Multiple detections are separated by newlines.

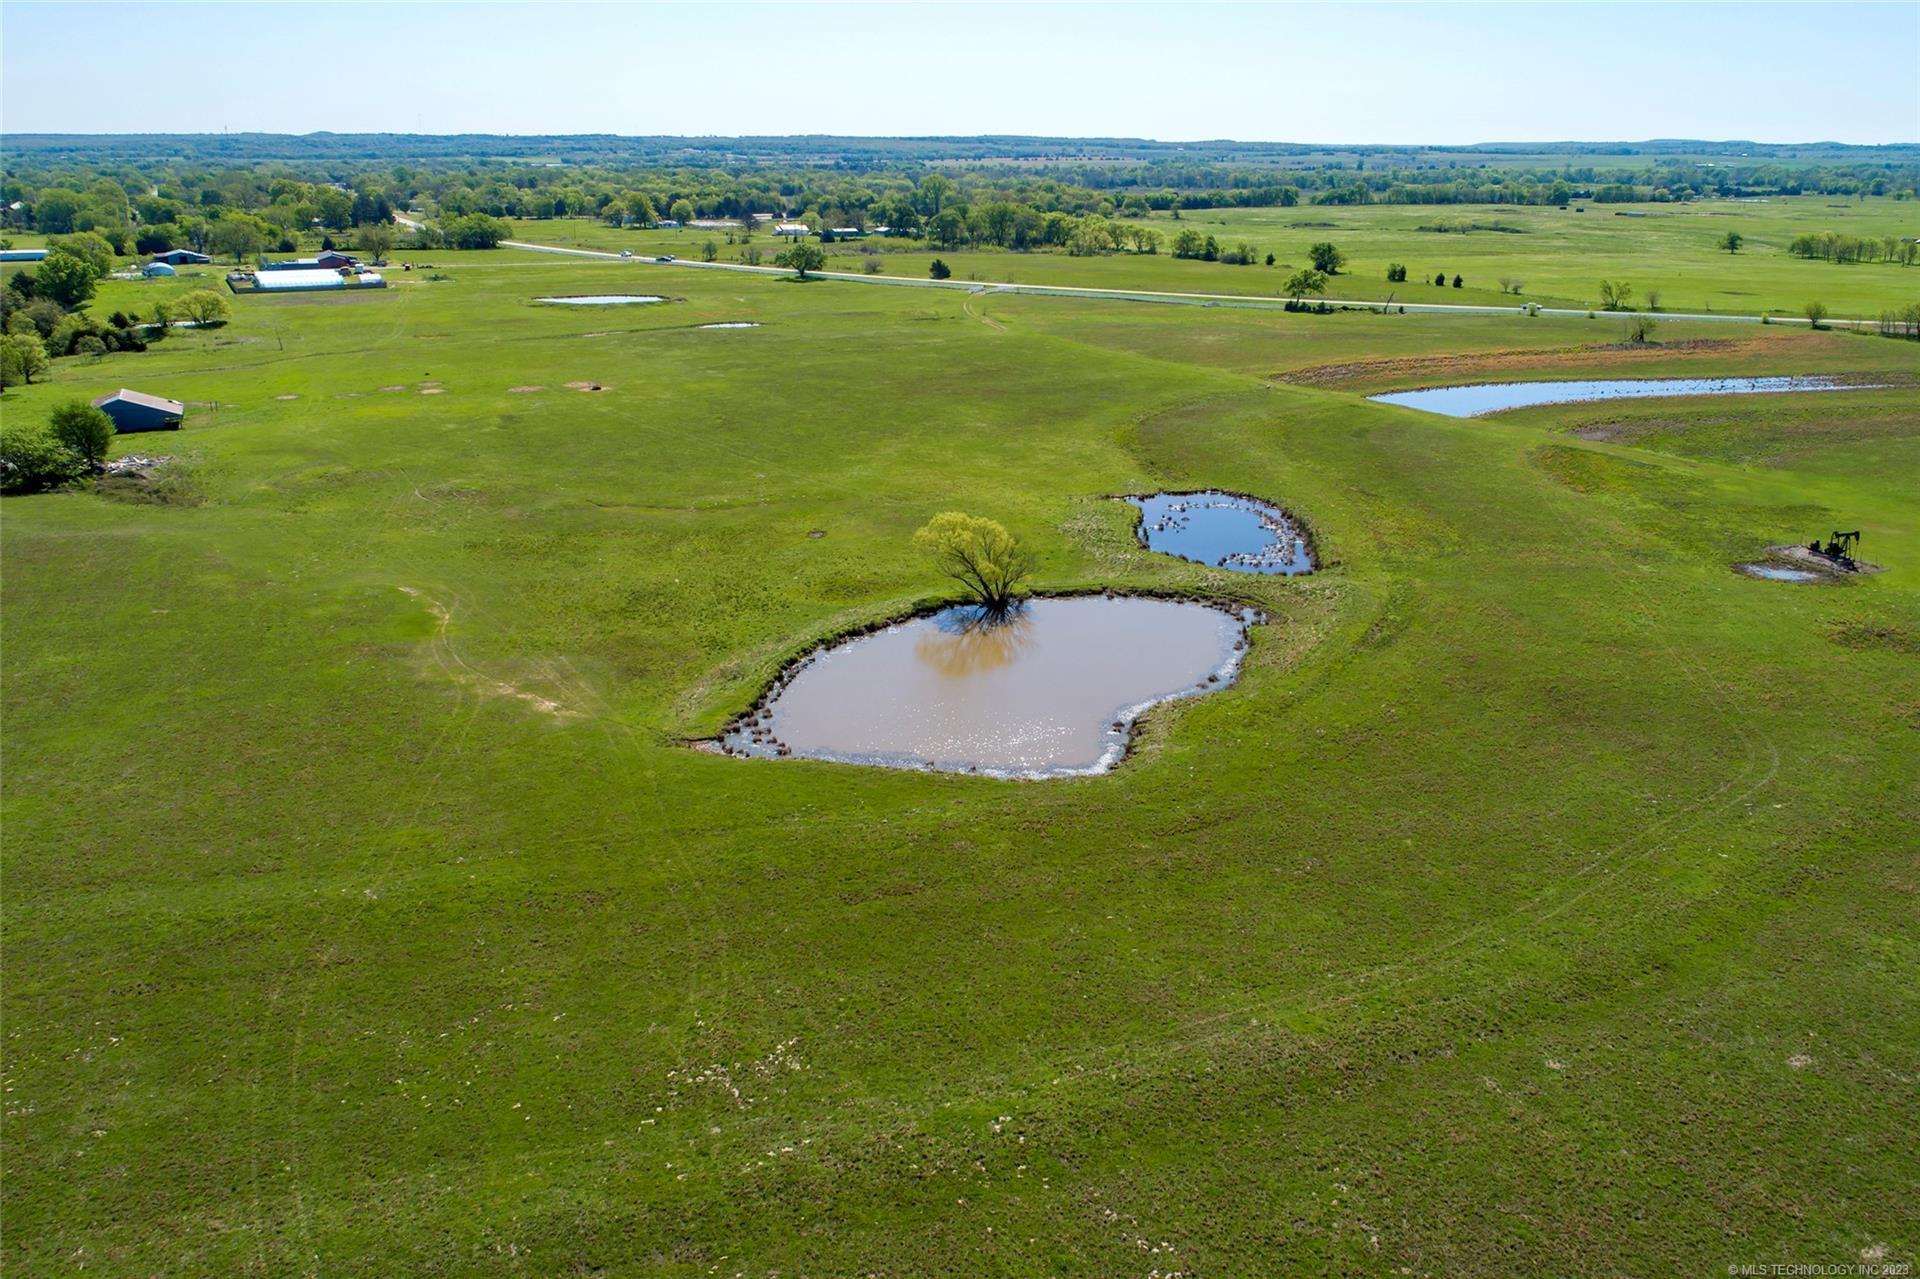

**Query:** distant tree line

left=7, top=149, right=1914, bottom=257
left=1787, top=230, right=1918, bottom=265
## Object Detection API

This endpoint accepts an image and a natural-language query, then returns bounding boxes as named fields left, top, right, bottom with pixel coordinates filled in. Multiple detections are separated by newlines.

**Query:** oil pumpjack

left=1808, top=529, right=1862, bottom=571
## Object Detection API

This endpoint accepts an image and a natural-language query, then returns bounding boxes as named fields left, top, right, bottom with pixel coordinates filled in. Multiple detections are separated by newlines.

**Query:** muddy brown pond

left=720, top=596, right=1255, bottom=777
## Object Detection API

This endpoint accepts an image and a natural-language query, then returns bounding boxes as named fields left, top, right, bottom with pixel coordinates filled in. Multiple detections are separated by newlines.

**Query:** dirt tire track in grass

left=964, top=292, right=1006, bottom=333
left=397, top=585, right=578, bottom=719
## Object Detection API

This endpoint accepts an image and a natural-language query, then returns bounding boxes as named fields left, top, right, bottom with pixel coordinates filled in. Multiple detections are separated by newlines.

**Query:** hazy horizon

left=4, top=2, right=1915, bottom=146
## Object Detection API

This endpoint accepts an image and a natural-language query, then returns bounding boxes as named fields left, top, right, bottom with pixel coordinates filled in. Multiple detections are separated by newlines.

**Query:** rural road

left=392, top=214, right=1869, bottom=329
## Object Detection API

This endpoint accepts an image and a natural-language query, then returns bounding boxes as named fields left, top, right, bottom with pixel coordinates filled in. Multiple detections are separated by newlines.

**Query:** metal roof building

left=249, top=269, right=386, bottom=292
left=92, top=389, right=186, bottom=433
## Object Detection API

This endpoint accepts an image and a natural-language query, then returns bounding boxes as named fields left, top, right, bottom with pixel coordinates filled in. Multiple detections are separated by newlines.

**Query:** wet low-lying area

left=698, top=322, right=761, bottom=329
left=720, top=595, right=1255, bottom=777
left=1127, top=491, right=1314, bottom=575
left=1735, top=563, right=1823, bottom=582
left=1369, top=375, right=1876, bottom=417
left=536, top=295, right=666, bottom=306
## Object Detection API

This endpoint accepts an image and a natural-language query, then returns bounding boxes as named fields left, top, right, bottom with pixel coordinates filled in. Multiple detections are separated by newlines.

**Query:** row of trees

left=12, top=151, right=1912, bottom=258
left=1787, top=231, right=1918, bottom=265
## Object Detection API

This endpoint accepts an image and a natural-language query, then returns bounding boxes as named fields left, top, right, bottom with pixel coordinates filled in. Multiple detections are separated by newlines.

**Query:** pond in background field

left=536, top=295, right=666, bottom=305
left=1127, top=491, right=1315, bottom=575
left=1735, top=563, right=1823, bottom=582
left=719, top=596, right=1254, bottom=777
left=1369, top=376, right=1877, bottom=417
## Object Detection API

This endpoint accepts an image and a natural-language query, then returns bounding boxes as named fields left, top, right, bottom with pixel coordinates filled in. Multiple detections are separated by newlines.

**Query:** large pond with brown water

left=720, top=596, right=1254, bottom=777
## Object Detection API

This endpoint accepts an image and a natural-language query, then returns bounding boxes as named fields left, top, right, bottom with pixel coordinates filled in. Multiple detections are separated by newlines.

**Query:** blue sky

left=3, top=2, right=1915, bottom=142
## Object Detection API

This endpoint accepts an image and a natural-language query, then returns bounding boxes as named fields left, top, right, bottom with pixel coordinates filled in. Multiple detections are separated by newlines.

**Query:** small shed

left=143, top=262, right=177, bottom=277
left=151, top=249, right=210, bottom=266
left=93, top=389, right=186, bottom=434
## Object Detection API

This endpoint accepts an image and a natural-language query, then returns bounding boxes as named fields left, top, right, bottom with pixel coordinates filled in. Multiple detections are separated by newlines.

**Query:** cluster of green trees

left=0, top=241, right=231, bottom=385
left=4, top=171, right=399, bottom=262
left=406, top=213, right=511, bottom=251
left=1787, top=230, right=1918, bottom=265
left=0, top=400, right=117, bottom=493
left=1876, top=302, right=1920, bottom=340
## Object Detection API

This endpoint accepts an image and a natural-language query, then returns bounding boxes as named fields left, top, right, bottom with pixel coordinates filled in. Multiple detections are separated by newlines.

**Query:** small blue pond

left=1736, top=564, right=1822, bottom=582
left=1369, top=375, right=1875, bottom=418
left=1127, top=491, right=1315, bottom=575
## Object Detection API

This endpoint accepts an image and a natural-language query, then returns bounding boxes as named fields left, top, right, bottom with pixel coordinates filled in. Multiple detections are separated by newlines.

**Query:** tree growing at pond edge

left=914, top=512, right=1034, bottom=618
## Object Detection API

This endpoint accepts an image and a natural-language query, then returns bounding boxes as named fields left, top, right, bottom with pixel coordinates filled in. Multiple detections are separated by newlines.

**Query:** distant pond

left=1735, top=563, right=1823, bottom=582
left=1127, top=491, right=1315, bottom=575
left=720, top=596, right=1255, bottom=778
left=536, top=295, right=666, bottom=306
left=1369, top=375, right=1878, bottom=417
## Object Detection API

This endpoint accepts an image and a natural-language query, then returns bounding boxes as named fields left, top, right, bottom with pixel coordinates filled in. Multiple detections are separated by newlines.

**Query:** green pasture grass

left=511, top=194, right=1920, bottom=318
left=3, top=254, right=1917, bottom=1275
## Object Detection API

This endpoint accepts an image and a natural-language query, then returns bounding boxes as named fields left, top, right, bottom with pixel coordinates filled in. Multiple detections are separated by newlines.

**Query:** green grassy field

left=504, top=193, right=1920, bottom=318
left=4, top=249, right=1918, bottom=1274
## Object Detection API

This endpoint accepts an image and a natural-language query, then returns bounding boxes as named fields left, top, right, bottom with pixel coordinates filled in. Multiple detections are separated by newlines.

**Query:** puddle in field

left=720, top=596, right=1254, bottom=777
left=1369, top=376, right=1877, bottom=417
left=537, top=295, right=666, bottom=306
left=1736, top=563, right=1822, bottom=582
left=1127, top=491, right=1315, bottom=575
left=699, top=322, right=761, bottom=329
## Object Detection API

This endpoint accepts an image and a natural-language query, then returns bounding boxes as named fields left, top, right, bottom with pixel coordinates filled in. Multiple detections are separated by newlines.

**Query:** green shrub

left=0, top=425, right=85, bottom=494
left=0, top=332, right=50, bottom=386
left=48, top=401, right=117, bottom=468
left=34, top=249, right=98, bottom=307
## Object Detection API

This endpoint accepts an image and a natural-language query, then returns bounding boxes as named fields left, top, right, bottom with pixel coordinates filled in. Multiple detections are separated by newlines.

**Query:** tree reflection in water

left=915, top=604, right=1036, bottom=679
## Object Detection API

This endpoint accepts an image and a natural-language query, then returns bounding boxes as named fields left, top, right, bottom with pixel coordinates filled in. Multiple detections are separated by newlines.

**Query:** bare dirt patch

left=273, top=394, right=300, bottom=401
left=1767, top=544, right=1885, bottom=577
left=419, top=388, right=447, bottom=395
left=1828, top=621, right=1917, bottom=653
left=1279, top=337, right=1770, bottom=390
left=507, top=385, right=545, bottom=394
left=563, top=381, right=609, bottom=392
